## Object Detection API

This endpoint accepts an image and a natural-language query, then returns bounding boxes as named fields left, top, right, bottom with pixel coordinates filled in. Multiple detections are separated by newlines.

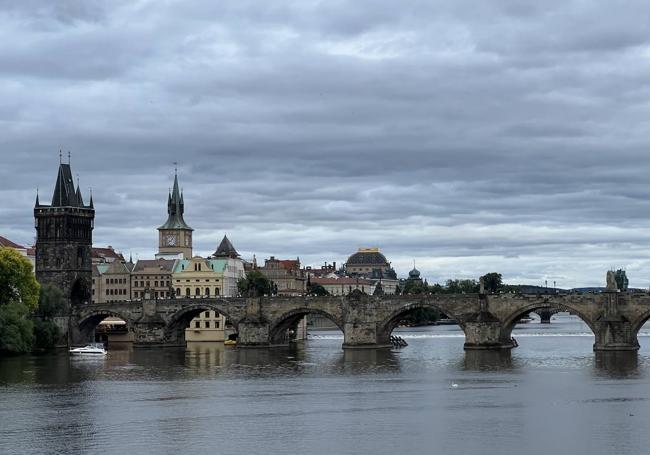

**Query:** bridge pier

left=237, top=320, right=271, bottom=348
left=536, top=309, right=552, bottom=324
left=464, top=321, right=513, bottom=350
left=343, top=322, right=389, bottom=349
left=592, top=291, right=639, bottom=352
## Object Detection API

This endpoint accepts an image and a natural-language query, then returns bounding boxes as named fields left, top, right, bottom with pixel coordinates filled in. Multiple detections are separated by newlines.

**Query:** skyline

left=3, top=2, right=650, bottom=287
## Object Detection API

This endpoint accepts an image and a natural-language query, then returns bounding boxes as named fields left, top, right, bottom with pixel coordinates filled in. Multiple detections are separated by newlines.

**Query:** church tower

left=157, top=170, right=193, bottom=259
left=34, top=156, right=95, bottom=309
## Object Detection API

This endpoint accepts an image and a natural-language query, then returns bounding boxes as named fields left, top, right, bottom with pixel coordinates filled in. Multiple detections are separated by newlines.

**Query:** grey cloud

left=3, top=0, right=650, bottom=288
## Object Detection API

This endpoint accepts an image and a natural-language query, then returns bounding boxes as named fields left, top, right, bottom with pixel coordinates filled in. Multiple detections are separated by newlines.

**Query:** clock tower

left=157, top=170, right=193, bottom=259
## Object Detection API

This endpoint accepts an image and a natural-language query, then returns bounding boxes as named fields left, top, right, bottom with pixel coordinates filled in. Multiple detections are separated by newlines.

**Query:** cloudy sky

left=2, top=1, right=650, bottom=288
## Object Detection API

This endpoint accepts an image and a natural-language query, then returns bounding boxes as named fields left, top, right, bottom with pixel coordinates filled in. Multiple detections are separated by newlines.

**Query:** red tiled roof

left=0, top=236, right=25, bottom=249
left=92, top=247, right=124, bottom=261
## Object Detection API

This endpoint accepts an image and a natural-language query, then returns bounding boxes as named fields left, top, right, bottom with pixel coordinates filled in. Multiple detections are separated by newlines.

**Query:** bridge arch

left=164, top=302, right=239, bottom=346
left=269, top=308, right=343, bottom=345
left=76, top=309, right=133, bottom=345
left=377, top=300, right=465, bottom=346
left=499, top=299, right=597, bottom=347
left=630, top=309, right=650, bottom=343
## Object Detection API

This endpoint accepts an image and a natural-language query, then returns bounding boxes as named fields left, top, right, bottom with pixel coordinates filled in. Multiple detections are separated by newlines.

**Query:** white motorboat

left=69, top=343, right=107, bottom=356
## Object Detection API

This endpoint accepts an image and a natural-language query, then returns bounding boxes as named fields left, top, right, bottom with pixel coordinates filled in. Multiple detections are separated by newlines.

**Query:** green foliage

left=445, top=279, right=479, bottom=294
left=237, top=270, right=272, bottom=296
left=0, top=302, right=34, bottom=354
left=33, top=319, right=60, bottom=350
left=480, top=272, right=503, bottom=293
left=403, top=280, right=427, bottom=295
left=402, top=307, right=441, bottom=325
left=0, top=247, right=40, bottom=310
left=36, top=285, right=66, bottom=319
left=307, top=283, right=329, bottom=296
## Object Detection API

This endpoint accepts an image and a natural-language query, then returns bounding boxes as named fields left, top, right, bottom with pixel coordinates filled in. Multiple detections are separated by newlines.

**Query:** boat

left=224, top=340, right=236, bottom=346
left=69, top=343, right=107, bottom=356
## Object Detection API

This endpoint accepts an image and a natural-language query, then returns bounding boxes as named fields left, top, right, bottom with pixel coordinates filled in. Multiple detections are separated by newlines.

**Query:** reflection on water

left=3, top=315, right=650, bottom=455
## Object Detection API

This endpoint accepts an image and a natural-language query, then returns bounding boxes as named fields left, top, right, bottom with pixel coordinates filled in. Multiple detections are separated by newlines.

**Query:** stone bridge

left=67, top=290, right=650, bottom=351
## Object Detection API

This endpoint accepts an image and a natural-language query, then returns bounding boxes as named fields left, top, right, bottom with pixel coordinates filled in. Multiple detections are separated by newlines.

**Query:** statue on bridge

left=606, top=271, right=618, bottom=292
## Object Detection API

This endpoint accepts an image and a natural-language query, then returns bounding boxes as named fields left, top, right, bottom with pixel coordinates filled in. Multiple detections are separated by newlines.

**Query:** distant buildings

left=256, top=256, right=307, bottom=296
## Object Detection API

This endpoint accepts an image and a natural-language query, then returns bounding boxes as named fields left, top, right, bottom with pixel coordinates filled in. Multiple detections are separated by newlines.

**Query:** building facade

left=258, top=256, right=306, bottom=296
left=131, top=259, right=175, bottom=300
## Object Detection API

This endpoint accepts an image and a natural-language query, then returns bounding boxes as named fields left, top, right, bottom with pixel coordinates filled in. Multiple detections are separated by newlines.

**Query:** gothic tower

left=157, top=170, right=193, bottom=259
left=34, top=157, right=95, bottom=309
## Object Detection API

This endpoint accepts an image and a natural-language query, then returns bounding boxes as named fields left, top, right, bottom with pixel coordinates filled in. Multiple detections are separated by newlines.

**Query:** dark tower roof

left=346, top=249, right=389, bottom=266
left=213, top=235, right=240, bottom=258
left=158, top=172, right=193, bottom=231
left=76, top=186, right=84, bottom=206
left=51, top=163, right=79, bottom=207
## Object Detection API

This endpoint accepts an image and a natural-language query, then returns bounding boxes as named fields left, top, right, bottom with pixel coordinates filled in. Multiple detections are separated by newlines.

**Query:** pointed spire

left=51, top=156, right=78, bottom=207
left=158, top=169, right=192, bottom=231
left=213, top=235, right=240, bottom=258
left=89, top=188, right=94, bottom=209
left=35, top=188, right=40, bottom=207
left=76, top=185, right=84, bottom=206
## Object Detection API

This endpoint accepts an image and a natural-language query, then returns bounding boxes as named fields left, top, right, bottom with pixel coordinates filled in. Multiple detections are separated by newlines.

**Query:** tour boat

left=224, top=339, right=237, bottom=346
left=69, top=343, right=107, bottom=356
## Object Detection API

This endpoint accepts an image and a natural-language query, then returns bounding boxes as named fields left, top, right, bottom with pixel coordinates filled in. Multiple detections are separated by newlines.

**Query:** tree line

left=0, top=248, right=63, bottom=355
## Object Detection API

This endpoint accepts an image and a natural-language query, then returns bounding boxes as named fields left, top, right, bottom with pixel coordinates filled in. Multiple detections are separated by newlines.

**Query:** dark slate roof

left=158, top=173, right=193, bottom=230
left=51, top=163, right=79, bottom=207
left=133, top=258, right=176, bottom=273
left=213, top=235, right=240, bottom=258
left=346, top=250, right=389, bottom=266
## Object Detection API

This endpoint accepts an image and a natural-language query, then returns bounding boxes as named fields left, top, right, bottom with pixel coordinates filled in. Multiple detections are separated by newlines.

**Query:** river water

left=2, top=314, right=650, bottom=455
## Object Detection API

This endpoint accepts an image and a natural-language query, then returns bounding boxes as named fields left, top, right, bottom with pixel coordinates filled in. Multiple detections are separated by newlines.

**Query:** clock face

left=166, top=234, right=177, bottom=246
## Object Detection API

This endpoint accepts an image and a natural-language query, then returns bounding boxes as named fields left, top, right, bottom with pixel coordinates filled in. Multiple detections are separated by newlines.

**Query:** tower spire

left=35, top=188, right=40, bottom=207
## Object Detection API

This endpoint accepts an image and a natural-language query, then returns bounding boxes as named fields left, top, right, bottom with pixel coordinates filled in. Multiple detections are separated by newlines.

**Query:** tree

left=33, top=285, right=64, bottom=350
left=307, top=283, right=329, bottom=296
left=445, top=279, right=479, bottom=294
left=0, top=248, right=39, bottom=354
left=480, top=272, right=503, bottom=293
left=237, top=270, right=272, bottom=296
left=0, top=248, right=40, bottom=310
left=403, top=280, right=427, bottom=295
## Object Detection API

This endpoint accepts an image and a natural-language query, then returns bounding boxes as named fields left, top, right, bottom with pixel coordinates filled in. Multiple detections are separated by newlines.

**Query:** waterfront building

left=131, top=258, right=175, bottom=300
left=157, top=171, right=193, bottom=260
left=258, top=256, right=306, bottom=296
left=310, top=276, right=376, bottom=296
left=92, top=259, right=134, bottom=304
left=171, top=236, right=246, bottom=341
left=344, top=247, right=399, bottom=294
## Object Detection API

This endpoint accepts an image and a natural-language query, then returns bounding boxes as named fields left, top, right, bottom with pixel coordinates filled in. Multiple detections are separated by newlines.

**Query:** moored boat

left=69, top=343, right=107, bottom=356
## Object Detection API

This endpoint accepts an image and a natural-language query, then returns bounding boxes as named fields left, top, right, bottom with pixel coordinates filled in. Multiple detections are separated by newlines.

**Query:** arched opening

left=165, top=305, right=236, bottom=346
left=70, top=277, right=91, bottom=306
left=77, top=312, right=132, bottom=347
left=269, top=309, right=343, bottom=346
left=501, top=303, right=595, bottom=349
left=378, top=302, right=464, bottom=347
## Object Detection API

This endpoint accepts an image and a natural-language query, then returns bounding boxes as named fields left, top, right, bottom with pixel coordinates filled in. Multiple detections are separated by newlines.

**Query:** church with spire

left=156, top=170, right=193, bottom=259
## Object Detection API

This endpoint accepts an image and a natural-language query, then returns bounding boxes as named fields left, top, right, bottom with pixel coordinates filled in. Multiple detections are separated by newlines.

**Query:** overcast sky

left=2, top=1, right=650, bottom=288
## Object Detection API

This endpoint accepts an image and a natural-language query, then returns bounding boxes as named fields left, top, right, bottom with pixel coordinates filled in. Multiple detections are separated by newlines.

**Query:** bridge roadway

left=68, top=290, right=650, bottom=351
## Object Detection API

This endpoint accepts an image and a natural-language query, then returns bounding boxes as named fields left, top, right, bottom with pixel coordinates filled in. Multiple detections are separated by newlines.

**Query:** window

left=154, top=281, right=159, bottom=287
left=215, top=321, right=220, bottom=328
left=176, top=288, right=181, bottom=296
left=204, top=321, right=210, bottom=328
left=195, top=321, right=200, bottom=328
left=205, top=288, right=210, bottom=297
left=155, top=292, right=159, bottom=299
left=204, top=311, right=210, bottom=318
left=195, top=288, right=200, bottom=296
left=185, top=288, right=190, bottom=297
left=215, top=288, right=220, bottom=296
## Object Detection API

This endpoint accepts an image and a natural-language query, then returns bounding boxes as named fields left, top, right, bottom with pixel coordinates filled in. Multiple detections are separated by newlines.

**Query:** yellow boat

left=224, top=339, right=237, bottom=346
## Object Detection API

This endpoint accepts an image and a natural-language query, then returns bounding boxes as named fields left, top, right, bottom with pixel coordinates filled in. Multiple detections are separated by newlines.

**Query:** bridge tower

left=34, top=156, right=95, bottom=322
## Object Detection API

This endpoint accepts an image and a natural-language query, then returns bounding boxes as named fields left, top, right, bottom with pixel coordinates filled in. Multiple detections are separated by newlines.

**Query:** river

left=2, top=314, right=650, bottom=455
